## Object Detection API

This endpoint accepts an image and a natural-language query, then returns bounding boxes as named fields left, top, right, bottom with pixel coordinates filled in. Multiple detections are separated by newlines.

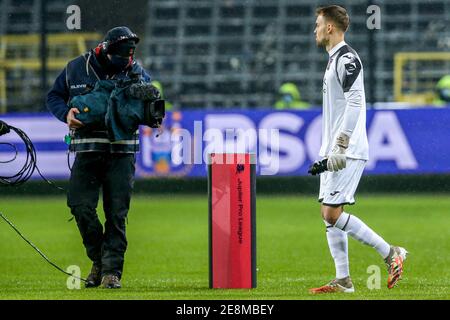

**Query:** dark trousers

left=67, top=152, right=135, bottom=278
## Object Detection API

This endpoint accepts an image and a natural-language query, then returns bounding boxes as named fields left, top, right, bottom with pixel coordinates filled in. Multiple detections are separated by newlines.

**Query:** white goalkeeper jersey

left=319, top=41, right=369, bottom=160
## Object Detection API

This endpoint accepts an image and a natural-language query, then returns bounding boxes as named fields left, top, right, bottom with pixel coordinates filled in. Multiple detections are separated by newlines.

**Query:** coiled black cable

left=0, top=143, right=18, bottom=164
left=0, top=120, right=63, bottom=190
left=1, top=121, right=80, bottom=282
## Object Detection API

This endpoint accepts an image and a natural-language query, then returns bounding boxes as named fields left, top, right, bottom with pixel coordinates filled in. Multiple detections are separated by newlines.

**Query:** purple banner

left=1, top=108, right=449, bottom=178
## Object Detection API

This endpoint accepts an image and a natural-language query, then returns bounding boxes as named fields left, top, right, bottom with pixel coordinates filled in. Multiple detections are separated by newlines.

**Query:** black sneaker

left=101, top=274, right=122, bottom=289
left=85, top=264, right=102, bottom=288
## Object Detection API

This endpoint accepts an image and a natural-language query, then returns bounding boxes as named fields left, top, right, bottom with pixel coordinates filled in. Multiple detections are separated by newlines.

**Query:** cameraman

left=47, top=27, right=153, bottom=289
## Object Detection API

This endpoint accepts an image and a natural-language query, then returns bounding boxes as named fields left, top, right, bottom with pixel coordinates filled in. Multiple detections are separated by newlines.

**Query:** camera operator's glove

left=127, top=83, right=161, bottom=101
left=327, top=132, right=349, bottom=172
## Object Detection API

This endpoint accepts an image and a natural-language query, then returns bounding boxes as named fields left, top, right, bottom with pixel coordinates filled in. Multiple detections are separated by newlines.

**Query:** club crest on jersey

left=327, top=58, right=333, bottom=70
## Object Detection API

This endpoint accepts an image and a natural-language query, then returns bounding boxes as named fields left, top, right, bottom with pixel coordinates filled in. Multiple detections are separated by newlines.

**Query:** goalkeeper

left=46, top=26, right=156, bottom=289
left=309, top=6, right=408, bottom=294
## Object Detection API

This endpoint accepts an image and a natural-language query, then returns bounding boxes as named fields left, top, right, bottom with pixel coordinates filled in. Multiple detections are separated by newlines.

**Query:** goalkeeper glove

left=327, top=132, right=349, bottom=172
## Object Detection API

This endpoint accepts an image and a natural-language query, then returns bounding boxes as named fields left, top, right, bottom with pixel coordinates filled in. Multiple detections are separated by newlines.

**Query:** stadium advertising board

left=0, top=108, right=449, bottom=178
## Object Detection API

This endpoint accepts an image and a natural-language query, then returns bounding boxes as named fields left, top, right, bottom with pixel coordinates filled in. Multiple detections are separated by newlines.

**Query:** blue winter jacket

left=46, top=50, right=151, bottom=153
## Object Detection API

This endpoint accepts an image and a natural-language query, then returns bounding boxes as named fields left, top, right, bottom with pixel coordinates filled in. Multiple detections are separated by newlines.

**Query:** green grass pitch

left=0, top=194, right=449, bottom=300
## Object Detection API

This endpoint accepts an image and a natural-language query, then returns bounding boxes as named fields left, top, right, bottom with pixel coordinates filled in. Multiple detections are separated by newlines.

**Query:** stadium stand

left=0, top=0, right=449, bottom=111
left=143, top=0, right=450, bottom=108
left=0, top=0, right=100, bottom=113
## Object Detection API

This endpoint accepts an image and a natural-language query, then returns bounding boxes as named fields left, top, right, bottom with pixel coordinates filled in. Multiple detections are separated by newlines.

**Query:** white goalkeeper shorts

left=318, top=158, right=366, bottom=207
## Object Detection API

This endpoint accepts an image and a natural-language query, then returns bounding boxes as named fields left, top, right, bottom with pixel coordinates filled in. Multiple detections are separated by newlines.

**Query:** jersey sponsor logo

left=345, top=62, right=357, bottom=74
left=342, top=57, right=362, bottom=92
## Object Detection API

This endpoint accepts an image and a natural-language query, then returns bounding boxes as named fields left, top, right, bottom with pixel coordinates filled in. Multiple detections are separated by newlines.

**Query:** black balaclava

left=96, top=26, right=140, bottom=75
left=107, top=39, right=136, bottom=72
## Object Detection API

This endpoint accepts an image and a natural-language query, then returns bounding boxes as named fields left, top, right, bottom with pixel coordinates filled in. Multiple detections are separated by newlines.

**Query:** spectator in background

left=151, top=81, right=173, bottom=110
left=433, top=75, right=450, bottom=107
left=275, top=82, right=311, bottom=109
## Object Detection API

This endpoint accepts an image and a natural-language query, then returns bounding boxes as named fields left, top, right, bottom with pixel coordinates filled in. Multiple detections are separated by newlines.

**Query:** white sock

left=324, top=221, right=350, bottom=279
left=335, top=212, right=391, bottom=259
